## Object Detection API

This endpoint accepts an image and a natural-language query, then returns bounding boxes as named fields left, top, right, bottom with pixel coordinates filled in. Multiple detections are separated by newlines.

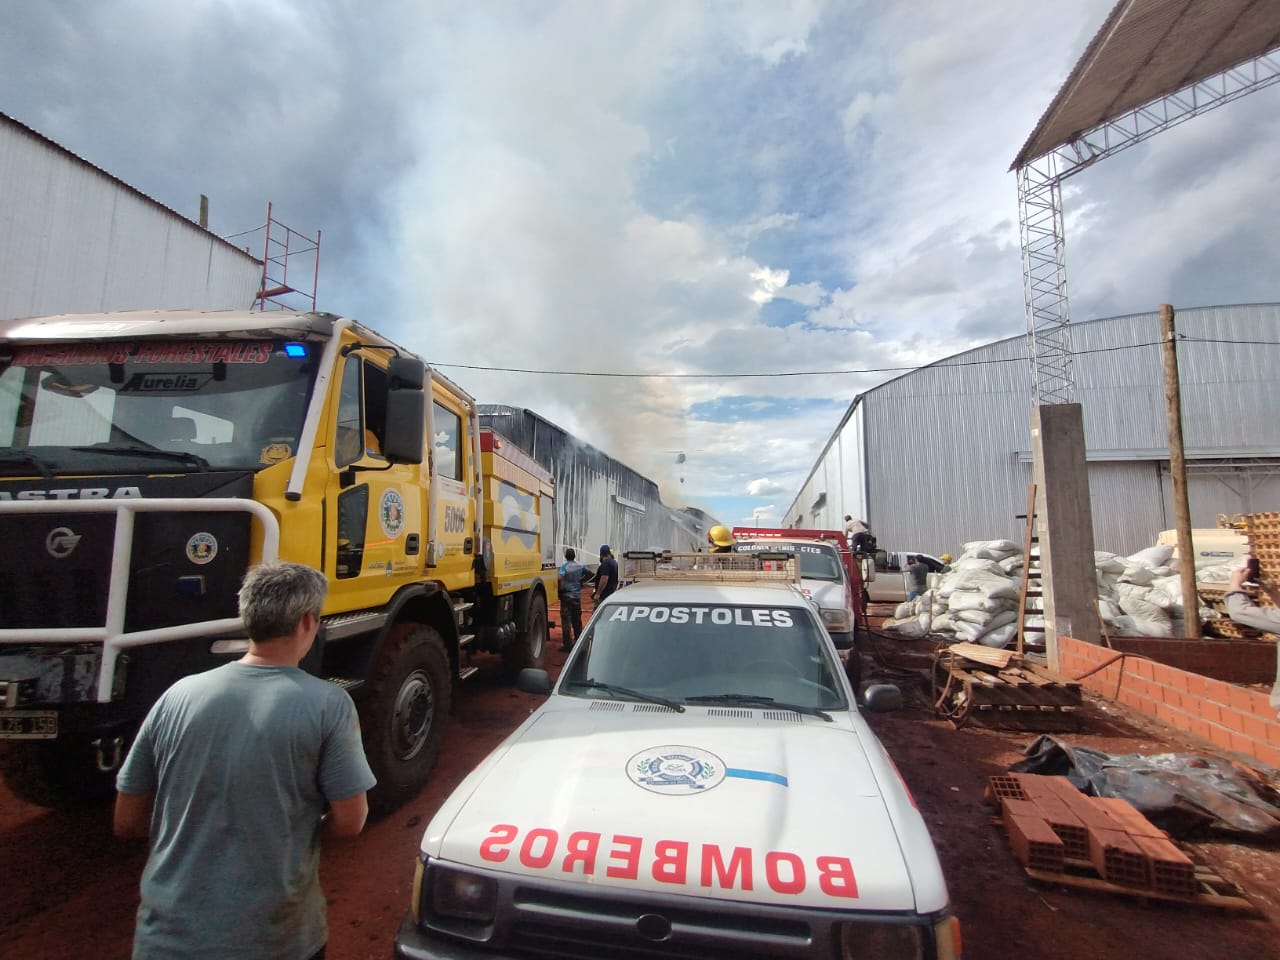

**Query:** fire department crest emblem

left=186, top=532, right=218, bottom=565
left=627, top=746, right=726, bottom=795
left=379, top=489, right=405, bottom=539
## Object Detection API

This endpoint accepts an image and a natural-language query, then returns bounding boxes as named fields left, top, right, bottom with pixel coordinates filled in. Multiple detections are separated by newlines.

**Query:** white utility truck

left=394, top=550, right=961, bottom=959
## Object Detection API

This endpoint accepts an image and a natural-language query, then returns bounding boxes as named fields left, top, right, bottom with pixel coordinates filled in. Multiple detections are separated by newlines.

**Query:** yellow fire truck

left=0, top=309, right=557, bottom=812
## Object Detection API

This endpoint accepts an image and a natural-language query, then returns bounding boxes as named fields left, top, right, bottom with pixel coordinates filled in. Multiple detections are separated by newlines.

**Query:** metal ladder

left=454, top=599, right=479, bottom=679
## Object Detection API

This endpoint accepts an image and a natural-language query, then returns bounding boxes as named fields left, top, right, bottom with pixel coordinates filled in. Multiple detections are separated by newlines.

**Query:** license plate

left=0, top=711, right=58, bottom=740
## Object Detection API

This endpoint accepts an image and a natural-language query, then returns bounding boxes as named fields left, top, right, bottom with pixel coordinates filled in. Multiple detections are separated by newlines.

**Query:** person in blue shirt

left=557, top=547, right=589, bottom=652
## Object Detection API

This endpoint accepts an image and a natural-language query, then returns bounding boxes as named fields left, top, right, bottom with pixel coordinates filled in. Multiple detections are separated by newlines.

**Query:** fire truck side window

left=432, top=401, right=462, bottom=481
left=336, top=357, right=390, bottom=467
left=335, top=358, right=363, bottom=466
left=363, top=363, right=387, bottom=456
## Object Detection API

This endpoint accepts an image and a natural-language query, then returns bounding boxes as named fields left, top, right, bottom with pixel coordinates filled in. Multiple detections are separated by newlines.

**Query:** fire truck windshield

left=0, top=339, right=316, bottom=473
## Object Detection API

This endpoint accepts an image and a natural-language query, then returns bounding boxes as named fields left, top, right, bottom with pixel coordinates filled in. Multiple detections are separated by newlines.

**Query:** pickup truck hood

left=800, top=578, right=848, bottom=614
left=427, top=707, right=930, bottom=911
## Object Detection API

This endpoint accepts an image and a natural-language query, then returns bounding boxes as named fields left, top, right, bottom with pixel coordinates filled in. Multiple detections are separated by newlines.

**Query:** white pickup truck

left=867, top=552, right=948, bottom=604
left=394, top=551, right=961, bottom=959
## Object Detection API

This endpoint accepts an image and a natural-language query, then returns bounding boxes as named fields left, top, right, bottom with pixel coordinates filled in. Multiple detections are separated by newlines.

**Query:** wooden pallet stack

left=1244, top=512, right=1280, bottom=608
left=986, top=773, right=1254, bottom=910
left=933, top=643, right=1081, bottom=730
left=1199, top=583, right=1268, bottom=639
left=1198, top=512, right=1280, bottom=639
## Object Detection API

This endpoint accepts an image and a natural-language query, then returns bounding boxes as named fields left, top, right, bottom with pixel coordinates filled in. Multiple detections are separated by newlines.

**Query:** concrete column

left=1031, top=403, right=1101, bottom=665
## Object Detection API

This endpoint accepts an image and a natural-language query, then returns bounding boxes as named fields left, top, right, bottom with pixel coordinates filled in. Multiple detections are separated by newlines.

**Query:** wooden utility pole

left=1161, top=303, right=1201, bottom=638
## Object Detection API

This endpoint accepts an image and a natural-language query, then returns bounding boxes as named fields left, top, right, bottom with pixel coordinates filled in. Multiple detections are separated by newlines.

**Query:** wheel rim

left=391, top=669, right=435, bottom=761
left=530, top=608, right=546, bottom=659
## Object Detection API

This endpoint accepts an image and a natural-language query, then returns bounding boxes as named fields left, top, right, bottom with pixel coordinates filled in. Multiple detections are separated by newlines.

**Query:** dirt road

left=4, top=612, right=1280, bottom=959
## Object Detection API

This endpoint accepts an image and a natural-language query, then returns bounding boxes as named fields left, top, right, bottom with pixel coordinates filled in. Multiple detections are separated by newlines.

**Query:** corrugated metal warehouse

left=784, top=303, right=1280, bottom=557
left=480, top=405, right=712, bottom=562
left=0, top=112, right=260, bottom=320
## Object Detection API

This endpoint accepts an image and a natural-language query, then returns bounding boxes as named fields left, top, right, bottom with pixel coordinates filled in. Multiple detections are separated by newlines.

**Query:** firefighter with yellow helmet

left=707, top=524, right=735, bottom=553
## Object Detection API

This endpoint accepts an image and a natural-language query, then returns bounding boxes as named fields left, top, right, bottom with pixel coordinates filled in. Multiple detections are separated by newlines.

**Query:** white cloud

left=746, top=478, right=787, bottom=496
left=749, top=266, right=790, bottom=304
left=719, top=0, right=827, bottom=65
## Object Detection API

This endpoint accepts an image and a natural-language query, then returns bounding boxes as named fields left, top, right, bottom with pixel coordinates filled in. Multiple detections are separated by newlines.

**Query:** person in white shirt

left=844, top=515, right=872, bottom=555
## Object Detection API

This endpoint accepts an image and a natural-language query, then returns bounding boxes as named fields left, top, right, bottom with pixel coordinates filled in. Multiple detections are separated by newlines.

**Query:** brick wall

left=1059, top=635, right=1280, bottom=770
left=1098, top=635, right=1276, bottom=684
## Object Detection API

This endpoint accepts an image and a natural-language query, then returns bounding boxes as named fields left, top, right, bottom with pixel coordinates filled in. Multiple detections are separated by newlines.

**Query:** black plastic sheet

left=1010, top=735, right=1280, bottom=839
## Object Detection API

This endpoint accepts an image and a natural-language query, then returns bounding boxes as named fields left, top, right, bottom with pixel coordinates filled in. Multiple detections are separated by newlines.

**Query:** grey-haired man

left=115, top=561, right=376, bottom=960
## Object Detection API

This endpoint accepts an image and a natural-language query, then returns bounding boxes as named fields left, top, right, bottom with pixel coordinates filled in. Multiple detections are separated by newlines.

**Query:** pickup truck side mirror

left=861, top=683, right=903, bottom=712
left=516, top=668, right=552, bottom=696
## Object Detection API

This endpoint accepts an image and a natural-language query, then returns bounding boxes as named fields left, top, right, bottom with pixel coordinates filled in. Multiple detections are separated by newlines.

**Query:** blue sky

left=4, top=0, right=1279, bottom=528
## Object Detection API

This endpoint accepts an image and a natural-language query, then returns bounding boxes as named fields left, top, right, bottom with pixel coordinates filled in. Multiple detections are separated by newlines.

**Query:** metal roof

left=1012, top=0, right=1280, bottom=169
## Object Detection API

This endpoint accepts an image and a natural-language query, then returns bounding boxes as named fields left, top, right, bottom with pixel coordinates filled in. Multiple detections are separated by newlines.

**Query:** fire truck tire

left=361, top=624, right=451, bottom=815
left=0, top=739, right=119, bottom=808
left=503, top=592, right=547, bottom=675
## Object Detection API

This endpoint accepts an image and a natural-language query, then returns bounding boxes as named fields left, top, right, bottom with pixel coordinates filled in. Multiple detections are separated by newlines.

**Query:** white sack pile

left=881, top=538, right=1218, bottom=647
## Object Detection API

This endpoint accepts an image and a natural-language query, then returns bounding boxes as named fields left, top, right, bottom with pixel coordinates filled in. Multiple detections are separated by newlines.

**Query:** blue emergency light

left=283, top=342, right=306, bottom=358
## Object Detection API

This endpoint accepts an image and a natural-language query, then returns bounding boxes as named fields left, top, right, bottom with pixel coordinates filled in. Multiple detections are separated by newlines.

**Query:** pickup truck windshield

left=736, top=541, right=844, bottom=582
left=562, top=602, right=846, bottom=710
left=0, top=340, right=316, bottom=473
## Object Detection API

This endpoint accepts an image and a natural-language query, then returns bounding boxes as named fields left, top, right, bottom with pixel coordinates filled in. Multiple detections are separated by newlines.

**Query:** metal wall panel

left=0, top=115, right=261, bottom=320
left=1074, top=305, right=1280, bottom=453
left=862, top=338, right=1036, bottom=554
left=1161, top=464, right=1280, bottom=531
left=1088, top=461, right=1166, bottom=555
left=784, top=304, right=1280, bottom=557
left=479, top=405, right=710, bottom=563
left=783, top=402, right=869, bottom=532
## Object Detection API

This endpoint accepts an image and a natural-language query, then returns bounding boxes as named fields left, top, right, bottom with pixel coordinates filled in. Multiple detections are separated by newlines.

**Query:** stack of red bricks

left=987, top=773, right=1198, bottom=896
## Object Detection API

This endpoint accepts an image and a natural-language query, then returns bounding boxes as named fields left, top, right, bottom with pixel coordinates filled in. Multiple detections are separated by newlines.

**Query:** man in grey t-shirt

left=115, top=561, right=376, bottom=960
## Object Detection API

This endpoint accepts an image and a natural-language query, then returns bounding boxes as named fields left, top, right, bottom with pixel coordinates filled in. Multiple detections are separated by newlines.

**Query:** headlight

left=429, top=864, right=499, bottom=922
left=821, top=607, right=852, bottom=632
left=838, top=917, right=961, bottom=960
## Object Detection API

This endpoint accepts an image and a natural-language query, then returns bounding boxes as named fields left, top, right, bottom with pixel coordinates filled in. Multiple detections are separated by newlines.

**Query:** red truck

left=730, top=527, right=868, bottom=686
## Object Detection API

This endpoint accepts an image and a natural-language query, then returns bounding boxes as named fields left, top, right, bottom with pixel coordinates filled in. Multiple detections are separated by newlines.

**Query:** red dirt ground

left=3, top=606, right=1280, bottom=960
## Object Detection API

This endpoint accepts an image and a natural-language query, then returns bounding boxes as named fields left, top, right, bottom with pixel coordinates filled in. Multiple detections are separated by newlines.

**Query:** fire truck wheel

left=503, top=592, right=548, bottom=676
left=0, top=738, right=120, bottom=808
left=361, top=623, right=451, bottom=815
